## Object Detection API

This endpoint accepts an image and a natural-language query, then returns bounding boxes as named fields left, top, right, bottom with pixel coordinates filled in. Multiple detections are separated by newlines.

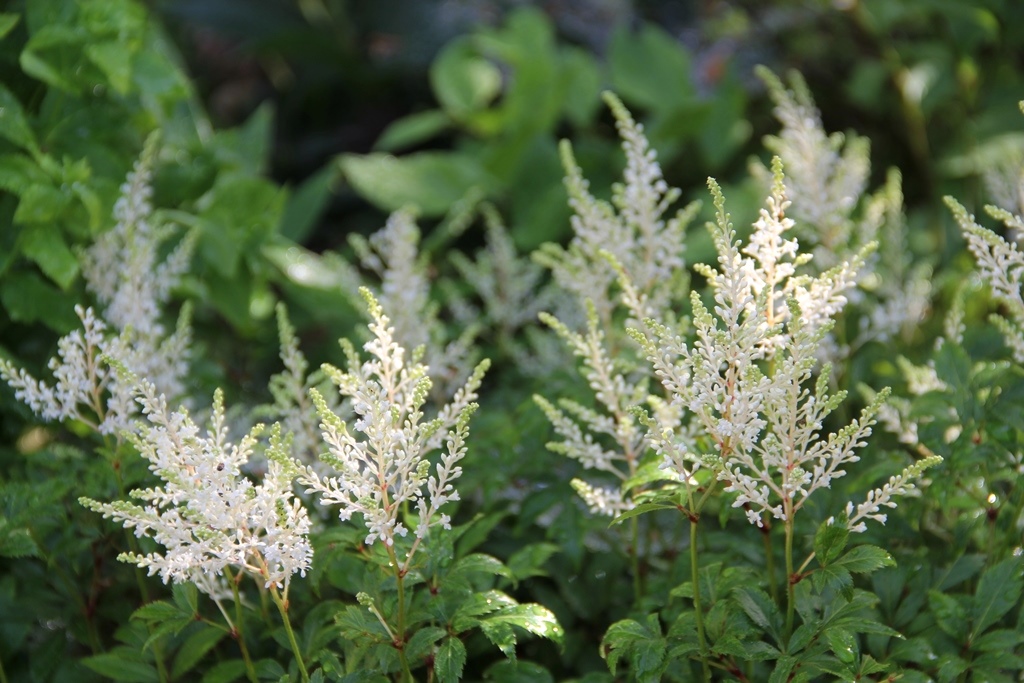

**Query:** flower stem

left=226, top=569, right=259, bottom=683
left=690, top=517, right=711, bottom=681
left=388, top=546, right=414, bottom=682
left=271, top=588, right=310, bottom=683
left=784, top=519, right=795, bottom=643
left=763, top=524, right=778, bottom=605
left=630, top=515, right=643, bottom=600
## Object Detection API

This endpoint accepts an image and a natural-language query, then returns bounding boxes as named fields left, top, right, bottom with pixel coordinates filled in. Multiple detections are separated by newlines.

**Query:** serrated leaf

left=142, top=616, right=194, bottom=653
left=21, top=224, right=79, bottom=289
left=973, top=628, right=1024, bottom=652
left=85, top=41, right=133, bottom=93
left=201, top=659, right=247, bottom=683
left=734, top=587, right=784, bottom=645
left=131, top=601, right=182, bottom=623
left=769, top=655, right=797, bottom=683
left=483, top=659, right=554, bottom=683
left=0, top=84, right=38, bottom=154
left=814, top=519, right=849, bottom=565
left=81, top=652, right=159, bottom=682
left=971, top=557, right=1023, bottom=638
left=405, top=626, right=446, bottom=662
left=833, top=545, right=895, bottom=574
left=812, top=564, right=853, bottom=600
left=435, top=636, right=466, bottom=683
left=506, top=542, right=559, bottom=581
left=479, top=602, right=564, bottom=652
left=601, top=616, right=665, bottom=679
left=0, top=527, right=40, bottom=557
left=14, top=183, right=70, bottom=224
left=172, top=626, right=226, bottom=679
left=824, top=627, right=857, bottom=664
left=450, top=553, right=513, bottom=581
left=173, top=582, right=199, bottom=614
left=929, top=590, right=969, bottom=640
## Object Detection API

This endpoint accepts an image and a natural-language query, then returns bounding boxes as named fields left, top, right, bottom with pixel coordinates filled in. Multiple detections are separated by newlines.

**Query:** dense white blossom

left=300, top=288, right=486, bottom=556
left=1, top=137, right=193, bottom=436
left=80, top=382, right=312, bottom=598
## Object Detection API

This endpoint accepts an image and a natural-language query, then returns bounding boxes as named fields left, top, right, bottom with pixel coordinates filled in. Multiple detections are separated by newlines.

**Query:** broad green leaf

left=172, top=582, right=199, bottom=614
left=929, top=590, right=969, bottom=640
left=452, top=590, right=517, bottom=631
left=734, top=587, right=784, bottom=645
left=450, top=553, right=513, bottom=581
left=131, top=601, right=182, bottom=622
left=279, top=164, right=341, bottom=243
left=812, top=564, right=853, bottom=600
left=434, top=636, right=466, bottom=683
left=559, top=46, right=601, bottom=128
left=482, top=660, right=554, bottom=683
left=172, top=626, right=226, bottom=679
left=0, top=527, right=40, bottom=558
left=769, top=655, right=797, bottom=683
left=479, top=602, right=564, bottom=659
left=0, top=154, right=49, bottom=195
left=375, top=110, right=451, bottom=153
left=506, top=542, right=559, bottom=581
left=824, top=627, right=857, bottom=664
left=13, top=184, right=70, bottom=225
left=971, top=557, right=1023, bottom=638
left=610, top=501, right=679, bottom=525
left=85, top=40, right=134, bottom=93
left=0, top=13, right=19, bottom=40
left=19, top=24, right=84, bottom=93
left=935, top=653, right=969, bottom=683
left=973, top=628, right=1024, bottom=652
left=81, top=652, right=159, bottom=682
left=338, top=151, right=489, bottom=217
left=0, top=271, right=78, bottom=331
left=833, top=545, right=895, bottom=574
left=814, top=518, right=849, bottom=565
left=430, top=37, right=502, bottom=119
left=405, top=626, right=446, bottom=662
left=201, top=660, right=247, bottom=683
left=608, top=23, right=693, bottom=113
left=0, top=85, right=39, bottom=154
left=21, top=224, right=79, bottom=289
left=601, top=616, right=665, bottom=679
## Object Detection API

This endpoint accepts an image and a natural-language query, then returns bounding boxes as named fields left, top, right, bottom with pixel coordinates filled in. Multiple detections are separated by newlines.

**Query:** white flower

left=81, top=382, right=312, bottom=597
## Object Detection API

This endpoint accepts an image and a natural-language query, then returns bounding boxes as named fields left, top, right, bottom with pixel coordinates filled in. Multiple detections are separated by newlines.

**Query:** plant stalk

left=227, top=569, right=259, bottom=683
left=784, top=519, right=795, bottom=643
left=690, top=517, right=712, bottom=681
left=272, top=588, right=310, bottom=683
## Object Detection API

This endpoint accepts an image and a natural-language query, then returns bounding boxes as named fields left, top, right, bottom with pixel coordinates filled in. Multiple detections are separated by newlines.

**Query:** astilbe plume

left=533, top=94, right=701, bottom=516
left=80, top=378, right=312, bottom=612
left=628, top=158, right=941, bottom=531
left=334, top=208, right=478, bottom=398
left=946, top=194, right=1024, bottom=362
left=300, top=288, right=488, bottom=564
left=756, top=67, right=931, bottom=348
left=0, top=136, right=194, bottom=436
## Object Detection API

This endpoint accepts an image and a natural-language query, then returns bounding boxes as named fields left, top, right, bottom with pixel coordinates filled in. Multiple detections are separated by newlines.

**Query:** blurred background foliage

left=4, top=0, right=1024, bottom=680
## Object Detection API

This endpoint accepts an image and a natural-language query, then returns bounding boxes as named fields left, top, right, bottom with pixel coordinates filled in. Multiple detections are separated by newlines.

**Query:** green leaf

left=201, top=660, right=247, bottom=683
left=131, top=601, right=182, bottom=623
left=812, top=565, right=853, bottom=600
left=973, top=628, right=1024, bottom=652
left=430, top=37, right=502, bottom=120
left=279, top=164, right=341, bottom=243
left=0, top=527, right=41, bottom=558
left=814, top=518, right=849, bottom=565
left=173, top=582, right=199, bottom=614
left=601, top=616, right=665, bottom=680
left=610, top=501, right=679, bottom=525
left=434, top=636, right=466, bottom=683
left=450, top=553, right=513, bottom=581
left=85, top=40, right=134, bottom=93
left=405, top=626, right=446, bottom=662
left=608, top=23, right=693, bottom=113
left=81, top=652, right=159, bottom=682
left=339, top=151, right=490, bottom=217
left=1, top=271, right=78, bottom=331
left=971, top=557, right=1023, bottom=638
left=19, top=24, right=83, bottom=93
left=824, top=627, right=857, bottom=664
left=452, top=590, right=517, bottom=631
left=478, top=603, right=564, bottom=659
left=929, top=590, right=969, bottom=640
left=375, top=110, right=451, bottom=153
left=0, top=13, right=19, bottom=41
left=21, top=224, right=79, bottom=289
left=833, top=545, right=895, bottom=574
left=482, top=660, right=554, bottom=683
left=172, top=626, right=226, bottom=679
left=506, top=542, right=559, bottom=581
left=734, top=587, right=784, bottom=646
left=13, top=184, right=71, bottom=225
left=0, top=85, right=38, bottom=154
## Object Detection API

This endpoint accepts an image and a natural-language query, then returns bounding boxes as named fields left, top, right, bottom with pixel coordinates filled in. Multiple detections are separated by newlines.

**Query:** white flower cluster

left=80, top=381, right=312, bottom=598
left=757, top=68, right=931, bottom=347
left=535, top=92, right=699, bottom=328
left=946, top=195, right=1024, bottom=362
left=336, top=209, right=478, bottom=398
left=300, top=288, right=487, bottom=554
left=1, top=136, right=193, bottom=436
left=629, top=158, right=938, bottom=530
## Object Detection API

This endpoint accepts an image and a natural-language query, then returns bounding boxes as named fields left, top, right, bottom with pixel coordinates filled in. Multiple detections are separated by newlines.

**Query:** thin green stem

left=630, top=515, right=642, bottom=601
left=0, top=651, right=9, bottom=683
left=763, top=526, right=778, bottom=605
left=784, top=519, right=796, bottom=643
left=690, top=518, right=711, bottom=682
left=387, top=546, right=414, bottom=683
left=272, top=588, right=310, bottom=683
left=226, top=569, right=259, bottom=683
